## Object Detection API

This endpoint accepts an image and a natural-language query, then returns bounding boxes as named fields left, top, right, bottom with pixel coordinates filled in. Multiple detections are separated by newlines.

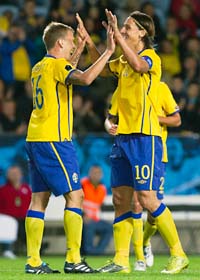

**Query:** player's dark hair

left=130, top=11, right=155, bottom=49
left=42, top=22, right=74, bottom=51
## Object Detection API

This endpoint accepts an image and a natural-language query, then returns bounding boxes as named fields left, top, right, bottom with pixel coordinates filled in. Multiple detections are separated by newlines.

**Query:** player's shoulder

left=158, top=81, right=172, bottom=95
left=141, top=48, right=160, bottom=61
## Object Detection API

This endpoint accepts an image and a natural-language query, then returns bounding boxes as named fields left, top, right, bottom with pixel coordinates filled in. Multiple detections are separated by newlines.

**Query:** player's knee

left=112, top=192, right=124, bottom=209
left=133, top=201, right=143, bottom=213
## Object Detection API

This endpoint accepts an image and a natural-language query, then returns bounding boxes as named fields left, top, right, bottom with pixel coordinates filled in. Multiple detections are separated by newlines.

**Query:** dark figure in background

left=0, top=166, right=31, bottom=257
left=81, top=165, right=112, bottom=255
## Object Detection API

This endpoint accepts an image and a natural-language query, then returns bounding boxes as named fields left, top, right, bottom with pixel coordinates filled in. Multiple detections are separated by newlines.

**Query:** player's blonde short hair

left=42, top=22, right=74, bottom=51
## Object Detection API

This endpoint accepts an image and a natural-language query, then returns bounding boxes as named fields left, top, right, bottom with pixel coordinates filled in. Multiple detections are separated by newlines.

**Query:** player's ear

left=57, top=38, right=64, bottom=48
left=139, top=29, right=146, bottom=39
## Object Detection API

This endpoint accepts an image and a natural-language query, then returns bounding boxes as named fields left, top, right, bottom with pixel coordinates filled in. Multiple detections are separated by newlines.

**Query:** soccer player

left=77, top=9, right=189, bottom=274
left=132, top=81, right=182, bottom=271
left=105, top=81, right=182, bottom=271
left=24, top=21, right=115, bottom=274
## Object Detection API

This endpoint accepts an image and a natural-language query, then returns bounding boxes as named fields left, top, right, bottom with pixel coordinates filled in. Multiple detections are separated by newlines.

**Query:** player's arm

left=158, top=112, right=181, bottom=127
left=68, top=24, right=115, bottom=85
left=76, top=13, right=111, bottom=77
left=105, top=9, right=149, bottom=73
left=69, top=32, right=86, bottom=67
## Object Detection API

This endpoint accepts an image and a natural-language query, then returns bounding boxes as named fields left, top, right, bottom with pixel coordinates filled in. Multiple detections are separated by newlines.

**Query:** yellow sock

left=64, top=208, right=82, bottom=263
left=25, top=210, right=44, bottom=267
left=153, top=204, right=185, bottom=257
left=132, top=214, right=145, bottom=261
left=113, top=212, right=133, bottom=267
left=143, top=220, right=157, bottom=247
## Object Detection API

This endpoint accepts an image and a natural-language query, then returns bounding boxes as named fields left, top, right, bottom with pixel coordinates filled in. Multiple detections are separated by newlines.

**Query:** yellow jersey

left=109, top=49, right=162, bottom=136
left=109, top=81, right=179, bottom=163
left=156, top=82, right=179, bottom=162
left=26, top=55, right=75, bottom=141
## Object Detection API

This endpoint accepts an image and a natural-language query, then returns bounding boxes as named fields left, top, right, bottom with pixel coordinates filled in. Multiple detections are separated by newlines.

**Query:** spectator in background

left=170, top=75, right=187, bottom=111
left=181, top=55, right=199, bottom=87
left=0, top=9, right=14, bottom=38
left=15, top=80, right=33, bottom=125
left=140, top=1, right=164, bottom=43
left=181, top=81, right=200, bottom=134
left=159, top=38, right=181, bottom=82
left=73, top=94, right=103, bottom=135
left=175, top=3, right=198, bottom=42
left=170, top=0, right=200, bottom=21
left=0, top=165, right=31, bottom=258
left=0, top=23, right=36, bottom=84
left=0, top=79, right=6, bottom=112
left=0, top=97, right=27, bottom=134
left=183, top=37, right=200, bottom=62
left=48, top=0, right=76, bottom=28
left=81, top=165, right=112, bottom=255
left=17, top=0, right=45, bottom=39
left=164, top=16, right=180, bottom=56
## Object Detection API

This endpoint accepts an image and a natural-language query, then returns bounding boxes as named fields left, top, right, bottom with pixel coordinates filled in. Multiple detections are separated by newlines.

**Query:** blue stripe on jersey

left=114, top=211, right=132, bottom=224
left=27, top=210, right=45, bottom=220
left=141, top=85, right=146, bottom=133
left=56, top=82, right=61, bottom=141
left=149, top=106, right=152, bottom=135
left=147, top=72, right=152, bottom=95
left=146, top=72, right=152, bottom=134
left=64, top=207, right=82, bottom=216
left=67, top=85, right=70, bottom=138
left=65, top=69, right=77, bottom=84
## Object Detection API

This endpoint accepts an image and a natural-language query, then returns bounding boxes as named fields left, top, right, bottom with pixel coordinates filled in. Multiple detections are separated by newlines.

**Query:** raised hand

left=105, top=9, right=118, bottom=33
left=106, top=23, right=115, bottom=54
left=76, top=13, right=90, bottom=43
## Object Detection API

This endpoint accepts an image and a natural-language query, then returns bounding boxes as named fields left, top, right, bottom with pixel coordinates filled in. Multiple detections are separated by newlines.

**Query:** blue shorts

left=157, top=162, right=166, bottom=200
left=25, top=141, right=81, bottom=196
left=110, top=134, right=162, bottom=191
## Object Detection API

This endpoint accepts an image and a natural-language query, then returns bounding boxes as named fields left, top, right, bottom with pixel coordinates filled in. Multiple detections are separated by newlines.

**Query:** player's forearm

left=83, top=49, right=113, bottom=84
left=70, top=40, right=86, bottom=67
left=115, top=32, right=148, bottom=73
left=159, top=114, right=181, bottom=127
left=69, top=49, right=113, bottom=85
left=86, top=40, right=110, bottom=77
left=86, top=39, right=101, bottom=62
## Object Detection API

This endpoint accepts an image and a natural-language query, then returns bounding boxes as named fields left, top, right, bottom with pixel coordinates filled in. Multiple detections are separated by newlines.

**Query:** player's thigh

left=130, top=135, right=162, bottom=191
left=26, top=141, right=82, bottom=196
left=110, top=142, right=134, bottom=188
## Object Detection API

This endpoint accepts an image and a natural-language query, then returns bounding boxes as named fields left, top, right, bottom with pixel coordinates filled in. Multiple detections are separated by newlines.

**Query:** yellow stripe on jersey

left=50, top=142, right=72, bottom=191
left=150, top=136, right=155, bottom=190
left=26, top=56, right=75, bottom=141
left=109, top=49, right=161, bottom=136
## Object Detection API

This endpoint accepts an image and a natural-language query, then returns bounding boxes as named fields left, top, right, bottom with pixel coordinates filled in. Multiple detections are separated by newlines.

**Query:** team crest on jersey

left=72, top=172, right=78, bottom=183
left=65, top=65, right=72, bottom=71
left=123, top=68, right=129, bottom=77
left=137, top=179, right=147, bottom=184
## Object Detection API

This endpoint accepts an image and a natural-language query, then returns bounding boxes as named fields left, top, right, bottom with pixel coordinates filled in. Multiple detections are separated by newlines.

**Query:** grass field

left=0, top=255, right=199, bottom=280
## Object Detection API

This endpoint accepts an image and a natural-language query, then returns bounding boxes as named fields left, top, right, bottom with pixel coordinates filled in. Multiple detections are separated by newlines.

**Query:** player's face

left=120, top=17, right=145, bottom=49
left=62, top=30, right=76, bottom=60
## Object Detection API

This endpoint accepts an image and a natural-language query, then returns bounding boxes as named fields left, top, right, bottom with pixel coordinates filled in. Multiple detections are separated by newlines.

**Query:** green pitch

left=0, top=255, right=199, bottom=280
